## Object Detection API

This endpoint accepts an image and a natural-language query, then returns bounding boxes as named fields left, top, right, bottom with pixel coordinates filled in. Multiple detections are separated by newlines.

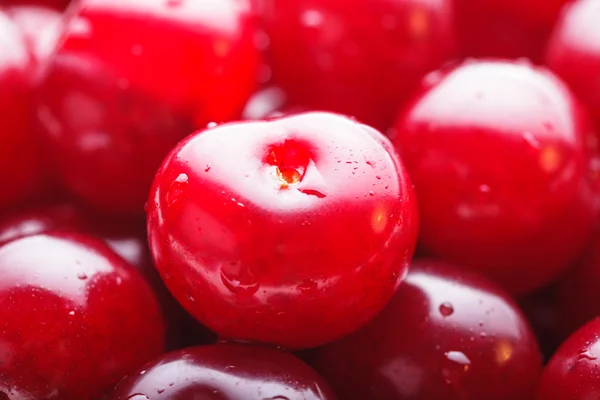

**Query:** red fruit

left=110, top=344, right=337, bottom=400
left=311, top=259, right=543, bottom=400
left=37, top=0, right=260, bottom=214
left=545, top=0, right=600, bottom=129
left=456, top=0, right=570, bottom=61
left=147, top=112, right=418, bottom=349
left=0, top=232, right=165, bottom=399
left=538, top=317, right=600, bottom=400
left=261, top=0, right=456, bottom=132
left=394, top=60, right=596, bottom=294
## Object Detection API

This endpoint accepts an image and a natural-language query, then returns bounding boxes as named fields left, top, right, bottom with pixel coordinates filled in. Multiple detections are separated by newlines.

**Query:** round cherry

left=37, top=0, right=260, bottom=214
left=147, top=112, right=418, bottom=349
left=110, top=343, right=336, bottom=400
left=538, top=317, right=600, bottom=400
left=261, top=0, right=456, bottom=132
left=311, top=259, right=543, bottom=400
left=0, top=231, right=165, bottom=399
left=394, top=59, right=596, bottom=294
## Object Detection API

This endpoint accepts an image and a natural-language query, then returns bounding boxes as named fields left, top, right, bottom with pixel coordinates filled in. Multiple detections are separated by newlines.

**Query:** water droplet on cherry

left=441, top=351, right=471, bottom=385
left=439, top=302, right=454, bottom=317
left=167, top=173, right=189, bottom=207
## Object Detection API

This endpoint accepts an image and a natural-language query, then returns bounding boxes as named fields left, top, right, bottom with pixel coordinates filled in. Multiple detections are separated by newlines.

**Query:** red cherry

left=110, top=344, right=337, bottom=400
left=0, top=232, right=165, bottom=399
left=311, top=259, right=542, bottom=400
left=538, top=317, right=600, bottom=400
left=261, top=0, right=456, bottom=132
left=147, top=112, right=418, bottom=349
left=394, top=60, right=596, bottom=294
left=545, top=0, right=600, bottom=130
left=37, top=0, right=260, bottom=214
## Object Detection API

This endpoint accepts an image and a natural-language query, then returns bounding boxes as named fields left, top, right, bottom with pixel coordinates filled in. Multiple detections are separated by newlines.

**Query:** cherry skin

left=147, top=112, right=418, bottom=349
left=260, top=0, right=456, bottom=132
left=545, top=0, right=600, bottom=130
left=538, top=317, right=600, bottom=400
left=310, top=259, right=543, bottom=400
left=37, top=0, right=260, bottom=214
left=110, top=343, right=337, bottom=400
left=0, top=231, right=165, bottom=399
left=393, top=60, right=596, bottom=294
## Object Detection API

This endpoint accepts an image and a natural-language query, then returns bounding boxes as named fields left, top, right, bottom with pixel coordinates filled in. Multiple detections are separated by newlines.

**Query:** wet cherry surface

left=110, top=343, right=337, bottom=400
left=394, top=59, right=597, bottom=294
left=538, top=317, right=600, bottom=400
left=147, top=112, right=418, bottom=349
left=261, top=0, right=456, bottom=132
left=0, top=231, right=165, bottom=399
left=310, top=259, right=543, bottom=400
left=545, top=0, right=600, bottom=129
left=37, top=0, right=260, bottom=214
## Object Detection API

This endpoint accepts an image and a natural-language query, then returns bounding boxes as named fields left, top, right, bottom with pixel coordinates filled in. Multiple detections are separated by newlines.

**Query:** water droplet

left=207, top=122, right=218, bottom=129
left=205, top=164, right=211, bottom=172
left=369, top=191, right=375, bottom=196
left=266, top=397, right=290, bottom=400
left=157, top=388, right=165, bottom=394
left=480, top=332, right=487, bottom=338
left=220, top=262, right=260, bottom=296
left=167, top=173, right=189, bottom=207
left=523, top=131, right=541, bottom=149
left=139, top=370, right=146, bottom=375
left=77, top=272, right=88, bottom=280
left=186, top=294, right=195, bottom=303
left=364, top=157, right=376, bottom=168
left=68, top=311, right=75, bottom=316
left=442, top=351, right=471, bottom=385
left=297, top=279, right=318, bottom=294
left=439, top=302, right=454, bottom=317
left=126, top=395, right=149, bottom=400
left=579, top=349, right=598, bottom=361
left=376, top=175, right=381, bottom=180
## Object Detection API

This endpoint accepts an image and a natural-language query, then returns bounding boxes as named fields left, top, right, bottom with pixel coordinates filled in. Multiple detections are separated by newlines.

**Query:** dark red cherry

left=311, top=259, right=543, bottom=400
left=0, top=231, right=165, bottom=399
left=110, top=344, right=337, bottom=400
left=37, top=0, right=260, bottom=214
left=147, top=112, right=418, bottom=349
left=394, top=60, right=596, bottom=294
left=538, top=317, right=600, bottom=400
left=261, top=0, right=456, bottom=132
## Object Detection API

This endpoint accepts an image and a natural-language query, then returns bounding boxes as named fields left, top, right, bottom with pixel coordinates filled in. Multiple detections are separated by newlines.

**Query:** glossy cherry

left=110, top=343, right=336, bottom=400
left=0, top=231, right=165, bottom=399
left=538, top=317, right=600, bottom=399
left=545, top=0, right=600, bottom=130
left=310, top=259, right=542, bottom=400
left=261, top=0, right=456, bottom=132
left=147, top=112, right=418, bottom=349
left=37, top=0, right=260, bottom=214
left=394, top=60, right=596, bottom=294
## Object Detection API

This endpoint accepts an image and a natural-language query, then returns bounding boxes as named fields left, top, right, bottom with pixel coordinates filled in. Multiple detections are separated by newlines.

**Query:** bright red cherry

left=0, top=232, right=165, bottom=399
left=261, top=0, right=456, bottom=132
left=456, top=0, right=570, bottom=61
left=110, top=344, right=337, bottom=400
left=538, top=317, right=600, bottom=400
left=545, top=0, right=600, bottom=130
left=394, top=60, right=596, bottom=294
left=311, top=259, right=543, bottom=400
left=147, top=112, right=418, bottom=349
left=37, top=0, right=260, bottom=214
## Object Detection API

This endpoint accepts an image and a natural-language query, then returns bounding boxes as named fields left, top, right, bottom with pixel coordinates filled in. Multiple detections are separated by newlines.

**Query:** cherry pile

left=0, top=0, right=599, bottom=399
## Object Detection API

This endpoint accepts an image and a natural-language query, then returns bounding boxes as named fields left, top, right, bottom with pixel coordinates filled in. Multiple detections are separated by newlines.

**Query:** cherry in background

left=394, top=60, right=597, bottom=294
left=0, top=232, right=165, bottom=399
left=310, top=260, right=542, bottom=400
left=456, top=0, right=570, bottom=61
left=147, top=112, right=418, bottom=349
left=260, top=0, right=456, bottom=133
left=110, top=344, right=337, bottom=400
left=37, top=0, right=260, bottom=215
left=538, top=318, right=600, bottom=400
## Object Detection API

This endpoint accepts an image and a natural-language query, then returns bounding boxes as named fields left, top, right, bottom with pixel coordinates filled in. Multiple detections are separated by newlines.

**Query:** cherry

left=147, top=112, right=418, bottom=349
left=310, top=259, right=542, bottom=400
left=538, top=317, right=600, bottom=400
left=545, top=0, right=600, bottom=130
left=456, top=0, right=570, bottom=61
left=37, top=0, right=260, bottom=214
left=0, top=231, right=165, bottom=399
left=261, top=0, right=456, bottom=132
left=109, top=343, right=336, bottom=400
left=393, top=59, right=596, bottom=294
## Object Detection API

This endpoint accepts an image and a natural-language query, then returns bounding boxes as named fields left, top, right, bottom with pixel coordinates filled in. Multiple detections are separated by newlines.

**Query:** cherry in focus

left=37, top=0, right=260, bottom=214
left=147, top=112, right=418, bottom=349
left=261, top=0, right=456, bottom=132
left=311, top=259, right=543, bottom=400
left=0, top=232, right=165, bottom=399
left=110, top=343, right=336, bottom=400
left=394, top=59, right=597, bottom=294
